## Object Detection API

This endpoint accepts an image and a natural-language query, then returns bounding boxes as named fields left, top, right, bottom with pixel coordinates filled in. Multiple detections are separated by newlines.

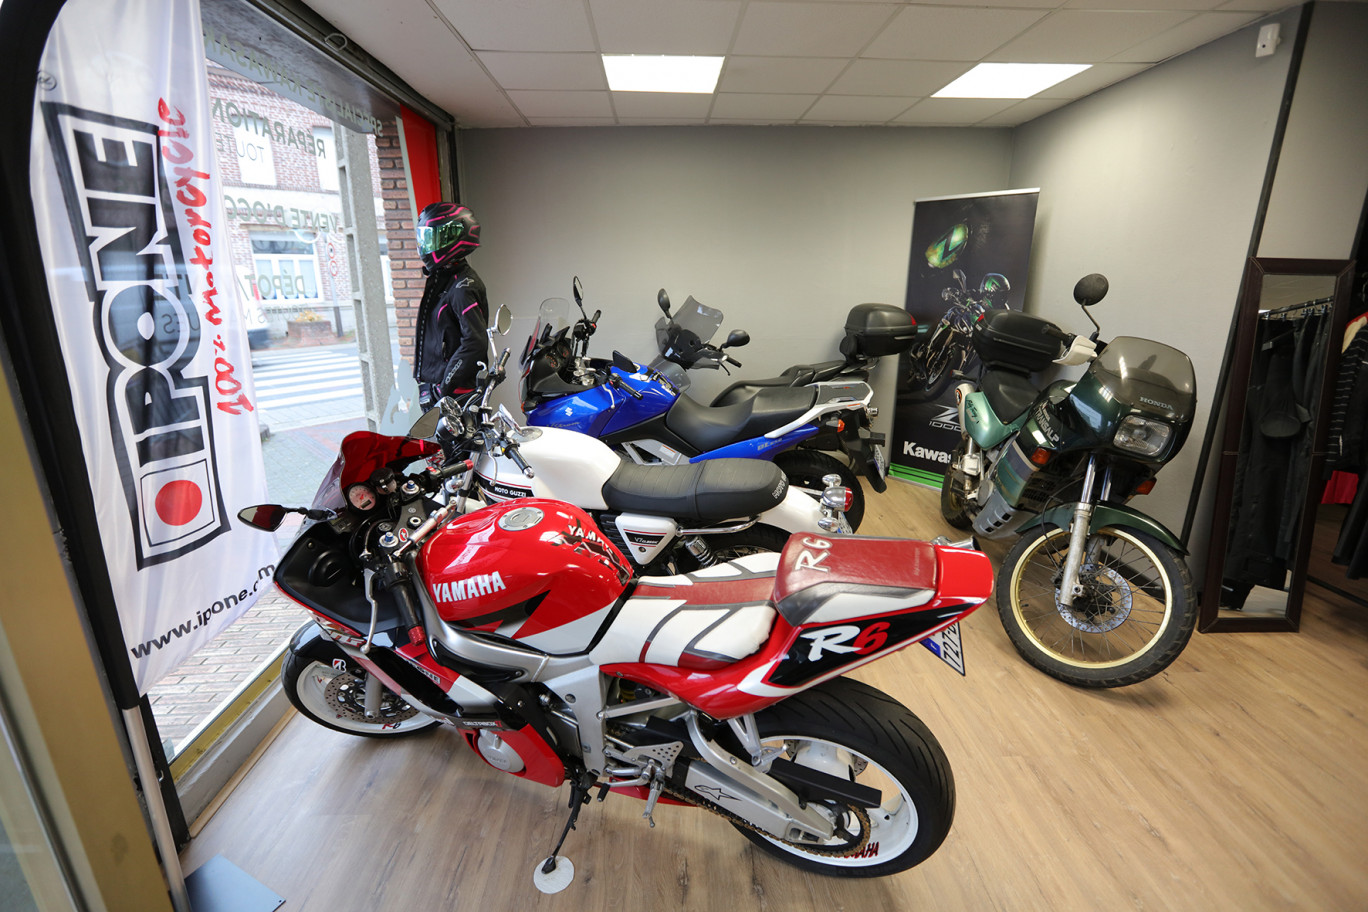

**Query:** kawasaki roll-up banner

left=31, top=0, right=277, bottom=693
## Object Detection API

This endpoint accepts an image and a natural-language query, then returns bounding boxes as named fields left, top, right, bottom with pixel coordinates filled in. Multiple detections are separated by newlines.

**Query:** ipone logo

left=43, top=103, right=227, bottom=567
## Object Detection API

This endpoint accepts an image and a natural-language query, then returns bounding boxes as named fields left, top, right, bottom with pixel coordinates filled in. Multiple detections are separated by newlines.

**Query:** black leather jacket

left=413, top=260, right=488, bottom=395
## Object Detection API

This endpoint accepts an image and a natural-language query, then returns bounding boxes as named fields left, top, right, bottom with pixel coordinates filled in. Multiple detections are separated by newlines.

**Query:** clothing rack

left=1261, top=295, right=1335, bottom=321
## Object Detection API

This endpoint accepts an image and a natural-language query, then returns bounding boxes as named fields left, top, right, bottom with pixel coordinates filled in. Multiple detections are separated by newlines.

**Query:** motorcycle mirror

left=657, top=288, right=671, bottom=316
left=1074, top=273, right=1109, bottom=307
left=408, top=406, right=442, bottom=440
left=494, top=304, right=512, bottom=335
left=723, top=329, right=750, bottom=349
left=237, top=503, right=289, bottom=532
left=572, top=276, right=584, bottom=306
left=612, top=350, right=636, bottom=372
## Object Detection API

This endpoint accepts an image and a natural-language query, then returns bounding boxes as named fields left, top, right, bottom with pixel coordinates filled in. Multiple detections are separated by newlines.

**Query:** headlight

left=1113, top=415, right=1172, bottom=458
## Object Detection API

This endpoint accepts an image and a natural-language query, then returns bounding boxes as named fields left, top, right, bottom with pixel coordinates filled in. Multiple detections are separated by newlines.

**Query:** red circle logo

left=155, top=480, right=203, bottom=526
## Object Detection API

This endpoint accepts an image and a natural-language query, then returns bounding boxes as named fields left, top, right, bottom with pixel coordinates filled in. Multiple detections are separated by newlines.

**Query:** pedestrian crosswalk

left=250, top=347, right=364, bottom=413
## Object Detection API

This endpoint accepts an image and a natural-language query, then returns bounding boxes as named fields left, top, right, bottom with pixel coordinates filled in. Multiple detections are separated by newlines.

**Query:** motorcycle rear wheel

left=732, top=677, right=954, bottom=877
left=774, top=449, right=865, bottom=532
left=282, top=652, right=440, bottom=737
left=997, top=525, right=1197, bottom=688
left=939, top=439, right=974, bottom=530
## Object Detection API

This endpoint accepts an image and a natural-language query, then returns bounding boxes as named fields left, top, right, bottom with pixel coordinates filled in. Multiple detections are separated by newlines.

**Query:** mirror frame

left=1199, top=257, right=1355, bottom=632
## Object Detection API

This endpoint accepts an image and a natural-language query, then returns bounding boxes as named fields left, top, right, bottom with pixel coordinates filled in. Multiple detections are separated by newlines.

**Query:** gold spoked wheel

left=997, top=525, right=1196, bottom=688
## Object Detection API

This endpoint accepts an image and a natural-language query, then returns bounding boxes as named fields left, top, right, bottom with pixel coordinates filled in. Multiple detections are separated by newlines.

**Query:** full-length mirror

left=1200, top=258, right=1355, bottom=631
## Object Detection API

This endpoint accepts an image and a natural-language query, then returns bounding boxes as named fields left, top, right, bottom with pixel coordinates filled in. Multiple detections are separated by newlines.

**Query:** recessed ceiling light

left=603, top=55, right=725, bottom=94
left=933, top=63, right=1091, bottom=99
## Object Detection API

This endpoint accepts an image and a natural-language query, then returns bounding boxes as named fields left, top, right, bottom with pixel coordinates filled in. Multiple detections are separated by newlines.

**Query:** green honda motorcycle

left=941, top=274, right=1198, bottom=688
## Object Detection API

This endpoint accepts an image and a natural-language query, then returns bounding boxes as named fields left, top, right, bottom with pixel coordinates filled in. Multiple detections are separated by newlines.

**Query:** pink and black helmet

left=416, top=202, right=480, bottom=270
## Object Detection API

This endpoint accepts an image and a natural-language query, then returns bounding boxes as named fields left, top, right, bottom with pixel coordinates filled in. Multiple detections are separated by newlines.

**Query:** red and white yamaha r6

left=238, top=428, right=993, bottom=882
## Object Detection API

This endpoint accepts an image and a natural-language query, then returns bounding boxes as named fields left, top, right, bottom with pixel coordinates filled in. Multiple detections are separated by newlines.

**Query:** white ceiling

left=306, top=0, right=1301, bottom=128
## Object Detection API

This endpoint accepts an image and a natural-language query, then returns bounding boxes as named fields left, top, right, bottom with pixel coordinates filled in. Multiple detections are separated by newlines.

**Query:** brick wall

left=376, top=131, right=424, bottom=357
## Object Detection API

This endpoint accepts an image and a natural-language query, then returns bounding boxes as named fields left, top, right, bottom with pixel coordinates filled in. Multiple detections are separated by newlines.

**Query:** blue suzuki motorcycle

left=519, top=280, right=912, bottom=531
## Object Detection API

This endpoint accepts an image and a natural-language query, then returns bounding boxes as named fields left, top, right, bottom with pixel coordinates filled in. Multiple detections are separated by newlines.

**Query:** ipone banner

left=890, top=190, right=1038, bottom=488
left=32, top=0, right=277, bottom=693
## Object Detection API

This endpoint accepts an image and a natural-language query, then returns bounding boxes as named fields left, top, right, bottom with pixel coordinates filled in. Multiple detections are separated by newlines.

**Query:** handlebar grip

left=507, top=444, right=534, bottom=477
left=725, top=356, right=741, bottom=367
left=437, top=458, right=474, bottom=480
left=496, top=349, right=511, bottom=372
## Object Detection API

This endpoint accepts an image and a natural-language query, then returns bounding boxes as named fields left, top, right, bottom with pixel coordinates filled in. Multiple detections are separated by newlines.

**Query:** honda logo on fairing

left=43, top=103, right=229, bottom=567
left=432, top=571, right=507, bottom=602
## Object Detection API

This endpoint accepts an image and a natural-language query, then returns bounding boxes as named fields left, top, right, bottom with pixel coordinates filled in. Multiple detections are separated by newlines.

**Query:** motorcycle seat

left=981, top=369, right=1038, bottom=424
left=601, top=457, right=788, bottom=522
left=773, top=535, right=938, bottom=625
left=665, top=386, right=817, bottom=452
left=710, top=360, right=851, bottom=406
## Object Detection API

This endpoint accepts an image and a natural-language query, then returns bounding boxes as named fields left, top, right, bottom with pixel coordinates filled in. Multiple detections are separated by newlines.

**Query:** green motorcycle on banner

left=941, top=274, right=1199, bottom=688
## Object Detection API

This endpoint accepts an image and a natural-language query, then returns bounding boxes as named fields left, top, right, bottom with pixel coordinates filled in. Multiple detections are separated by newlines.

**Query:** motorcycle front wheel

left=282, top=651, right=440, bottom=737
left=774, top=449, right=865, bottom=531
left=997, top=525, right=1197, bottom=688
left=902, top=327, right=958, bottom=403
left=732, top=677, right=954, bottom=877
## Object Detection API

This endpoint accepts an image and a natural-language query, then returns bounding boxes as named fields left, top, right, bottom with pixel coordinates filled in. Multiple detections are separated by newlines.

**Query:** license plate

left=921, top=622, right=965, bottom=675
left=870, top=443, right=888, bottom=480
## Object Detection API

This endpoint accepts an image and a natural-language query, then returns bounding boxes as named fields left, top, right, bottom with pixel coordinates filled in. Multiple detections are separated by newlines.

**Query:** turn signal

left=1028, top=447, right=1052, bottom=466
left=836, top=419, right=846, bottom=433
left=1136, top=478, right=1156, bottom=495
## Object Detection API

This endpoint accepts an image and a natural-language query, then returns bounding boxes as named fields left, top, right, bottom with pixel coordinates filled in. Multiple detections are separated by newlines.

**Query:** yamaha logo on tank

left=42, top=102, right=228, bottom=567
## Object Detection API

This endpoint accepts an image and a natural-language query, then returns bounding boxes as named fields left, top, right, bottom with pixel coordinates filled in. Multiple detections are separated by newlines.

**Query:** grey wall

left=458, top=125, right=1014, bottom=431
left=1259, top=1, right=1368, bottom=259
left=1008, top=7, right=1303, bottom=537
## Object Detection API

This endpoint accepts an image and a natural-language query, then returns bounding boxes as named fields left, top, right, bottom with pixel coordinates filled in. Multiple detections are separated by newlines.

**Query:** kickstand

left=540, top=779, right=593, bottom=876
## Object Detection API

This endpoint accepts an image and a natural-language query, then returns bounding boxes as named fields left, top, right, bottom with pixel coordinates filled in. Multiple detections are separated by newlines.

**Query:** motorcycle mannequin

left=236, top=393, right=995, bottom=888
left=940, top=274, right=1199, bottom=687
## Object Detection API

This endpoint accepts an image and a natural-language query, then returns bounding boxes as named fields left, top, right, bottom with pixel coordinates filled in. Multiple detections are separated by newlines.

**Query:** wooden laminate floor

left=181, top=480, right=1368, bottom=911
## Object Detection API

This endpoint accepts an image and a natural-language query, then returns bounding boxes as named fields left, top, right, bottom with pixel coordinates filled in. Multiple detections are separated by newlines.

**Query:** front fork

left=1057, top=456, right=1099, bottom=609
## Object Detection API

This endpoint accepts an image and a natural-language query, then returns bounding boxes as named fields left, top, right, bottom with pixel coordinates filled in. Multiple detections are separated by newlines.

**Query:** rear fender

left=756, top=487, right=826, bottom=535
left=603, top=537, right=992, bottom=718
left=1021, top=503, right=1186, bottom=554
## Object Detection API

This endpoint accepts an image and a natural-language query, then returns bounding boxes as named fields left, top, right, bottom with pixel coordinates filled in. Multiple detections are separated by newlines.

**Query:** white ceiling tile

left=732, top=3, right=900, bottom=57
left=612, top=92, right=716, bottom=118
left=972, top=97, right=1073, bottom=125
left=1036, top=61, right=1152, bottom=96
left=827, top=59, right=973, bottom=96
left=988, top=10, right=1197, bottom=62
left=1065, top=0, right=1224, bottom=9
left=1110, top=11, right=1261, bottom=62
left=506, top=90, right=615, bottom=118
left=589, top=0, right=743, bottom=54
left=864, top=6, right=1050, bottom=60
left=893, top=97, right=1019, bottom=124
left=709, top=93, right=819, bottom=119
left=716, top=56, right=850, bottom=93
left=430, top=0, right=597, bottom=52
left=618, top=118, right=713, bottom=125
left=476, top=52, right=608, bottom=90
left=303, top=0, right=521, bottom=127
left=526, top=117, right=621, bottom=126
left=1214, top=0, right=1299, bottom=10
left=801, top=94, right=915, bottom=123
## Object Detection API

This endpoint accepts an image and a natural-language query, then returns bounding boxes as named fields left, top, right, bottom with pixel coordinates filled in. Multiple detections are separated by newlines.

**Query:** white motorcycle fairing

left=472, top=424, right=830, bottom=541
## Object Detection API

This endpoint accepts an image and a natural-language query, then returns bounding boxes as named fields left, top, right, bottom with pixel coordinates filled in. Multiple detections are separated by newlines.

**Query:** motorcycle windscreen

left=309, top=431, right=440, bottom=511
left=1084, top=337, right=1197, bottom=420
left=522, top=297, right=573, bottom=368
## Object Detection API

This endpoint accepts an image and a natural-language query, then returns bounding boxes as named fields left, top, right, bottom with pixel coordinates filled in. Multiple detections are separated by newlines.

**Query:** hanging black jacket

left=413, top=259, right=488, bottom=395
